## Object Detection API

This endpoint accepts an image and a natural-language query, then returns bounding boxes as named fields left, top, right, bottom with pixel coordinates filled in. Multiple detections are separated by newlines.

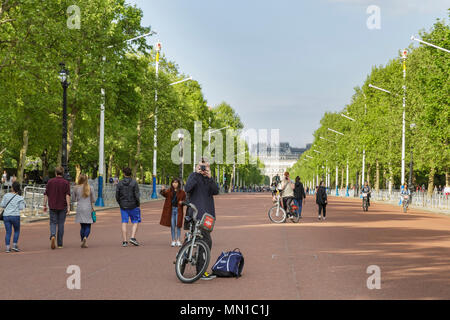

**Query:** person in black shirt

left=294, top=176, right=306, bottom=217
left=185, top=158, right=219, bottom=280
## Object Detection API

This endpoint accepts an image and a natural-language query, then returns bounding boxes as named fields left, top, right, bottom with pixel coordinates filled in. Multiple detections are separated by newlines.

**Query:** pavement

left=0, top=193, right=449, bottom=300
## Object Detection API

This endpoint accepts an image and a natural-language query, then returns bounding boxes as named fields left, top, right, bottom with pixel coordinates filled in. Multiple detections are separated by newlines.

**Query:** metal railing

left=0, top=183, right=163, bottom=218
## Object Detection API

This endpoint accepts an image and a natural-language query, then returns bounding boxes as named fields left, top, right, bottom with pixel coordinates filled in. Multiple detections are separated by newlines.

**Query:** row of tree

left=0, top=0, right=265, bottom=187
left=290, top=15, right=449, bottom=196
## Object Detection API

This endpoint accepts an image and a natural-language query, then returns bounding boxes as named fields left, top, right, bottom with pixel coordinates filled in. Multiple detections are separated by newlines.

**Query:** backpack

left=211, top=248, right=244, bottom=278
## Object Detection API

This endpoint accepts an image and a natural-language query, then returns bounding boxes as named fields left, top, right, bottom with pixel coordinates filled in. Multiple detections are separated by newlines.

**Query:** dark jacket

left=185, top=172, right=219, bottom=220
left=316, top=186, right=327, bottom=206
left=159, top=188, right=186, bottom=228
left=115, top=177, right=140, bottom=209
left=294, top=182, right=306, bottom=200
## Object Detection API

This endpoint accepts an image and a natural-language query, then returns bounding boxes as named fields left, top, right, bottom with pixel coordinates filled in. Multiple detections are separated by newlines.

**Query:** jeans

left=50, top=208, right=67, bottom=246
left=294, top=199, right=303, bottom=217
left=80, top=223, right=91, bottom=241
left=171, top=207, right=181, bottom=240
left=4, top=215, right=20, bottom=246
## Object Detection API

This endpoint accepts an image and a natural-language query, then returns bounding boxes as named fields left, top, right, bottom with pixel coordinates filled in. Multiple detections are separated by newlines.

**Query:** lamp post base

left=345, top=186, right=349, bottom=197
left=95, top=175, right=105, bottom=207
left=151, top=176, right=158, bottom=199
left=336, top=186, right=339, bottom=196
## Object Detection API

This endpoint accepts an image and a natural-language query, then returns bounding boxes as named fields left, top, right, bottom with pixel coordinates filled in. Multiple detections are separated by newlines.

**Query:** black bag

left=0, top=194, right=17, bottom=221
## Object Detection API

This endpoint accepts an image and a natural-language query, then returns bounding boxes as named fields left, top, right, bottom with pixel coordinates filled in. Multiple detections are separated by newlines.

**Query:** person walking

left=280, top=172, right=295, bottom=213
left=184, top=158, right=219, bottom=280
left=43, top=167, right=71, bottom=249
left=72, top=174, right=95, bottom=248
left=294, top=176, right=306, bottom=218
left=115, top=167, right=141, bottom=247
left=159, top=178, right=186, bottom=247
left=1, top=182, right=25, bottom=253
left=316, top=181, right=327, bottom=221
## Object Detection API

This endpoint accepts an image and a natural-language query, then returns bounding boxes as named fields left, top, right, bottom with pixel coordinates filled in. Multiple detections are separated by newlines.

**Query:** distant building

left=252, top=142, right=309, bottom=184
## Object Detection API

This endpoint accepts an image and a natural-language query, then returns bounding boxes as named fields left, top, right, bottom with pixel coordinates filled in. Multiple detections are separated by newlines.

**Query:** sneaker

left=176, top=241, right=182, bottom=247
left=201, top=272, right=217, bottom=280
left=50, top=236, right=56, bottom=250
left=57, top=246, right=63, bottom=249
left=122, top=241, right=128, bottom=247
left=81, top=237, right=88, bottom=248
left=318, top=215, right=322, bottom=221
left=171, top=241, right=176, bottom=247
left=5, top=247, right=11, bottom=253
left=323, top=217, right=326, bottom=221
left=12, top=246, right=20, bottom=252
left=129, top=238, right=140, bottom=246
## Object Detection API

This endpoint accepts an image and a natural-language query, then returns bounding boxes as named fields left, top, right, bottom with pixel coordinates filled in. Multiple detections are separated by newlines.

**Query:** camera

left=200, top=165, right=206, bottom=171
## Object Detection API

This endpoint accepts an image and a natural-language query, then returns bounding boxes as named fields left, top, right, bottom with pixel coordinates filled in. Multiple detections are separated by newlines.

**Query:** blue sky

left=126, top=0, right=448, bottom=148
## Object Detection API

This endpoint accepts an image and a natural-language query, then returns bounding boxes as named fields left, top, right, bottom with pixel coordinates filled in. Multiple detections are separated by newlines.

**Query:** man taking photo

left=184, top=158, right=219, bottom=280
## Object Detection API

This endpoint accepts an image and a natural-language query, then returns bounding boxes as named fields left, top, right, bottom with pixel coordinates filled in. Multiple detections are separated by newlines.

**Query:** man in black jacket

left=316, top=181, right=327, bottom=221
left=116, top=167, right=141, bottom=247
left=184, top=158, right=219, bottom=280
left=294, top=176, right=306, bottom=217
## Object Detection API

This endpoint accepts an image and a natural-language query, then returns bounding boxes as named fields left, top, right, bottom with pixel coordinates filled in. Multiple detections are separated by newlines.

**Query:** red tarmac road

left=1, top=193, right=450, bottom=300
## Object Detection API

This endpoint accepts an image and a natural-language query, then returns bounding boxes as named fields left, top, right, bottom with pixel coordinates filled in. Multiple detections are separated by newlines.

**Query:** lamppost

left=96, top=31, right=156, bottom=206
left=411, top=36, right=450, bottom=53
left=178, top=132, right=184, bottom=188
left=409, top=123, right=416, bottom=192
left=369, top=49, right=407, bottom=186
left=59, top=63, right=71, bottom=181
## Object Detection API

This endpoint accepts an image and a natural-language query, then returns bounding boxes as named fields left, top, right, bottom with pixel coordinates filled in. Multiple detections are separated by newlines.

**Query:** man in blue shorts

left=115, top=167, right=141, bottom=247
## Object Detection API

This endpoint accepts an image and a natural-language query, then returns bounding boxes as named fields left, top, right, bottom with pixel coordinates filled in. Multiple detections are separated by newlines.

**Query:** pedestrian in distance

left=294, top=176, right=306, bottom=218
left=116, top=167, right=141, bottom=247
left=43, top=167, right=71, bottom=249
left=1, top=182, right=25, bottom=253
left=184, top=158, right=219, bottom=280
left=316, top=181, right=327, bottom=221
left=72, top=174, right=95, bottom=248
left=160, top=178, right=186, bottom=247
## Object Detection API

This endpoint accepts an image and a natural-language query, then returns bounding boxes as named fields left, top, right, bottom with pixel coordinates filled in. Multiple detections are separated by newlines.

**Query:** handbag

left=0, top=194, right=17, bottom=221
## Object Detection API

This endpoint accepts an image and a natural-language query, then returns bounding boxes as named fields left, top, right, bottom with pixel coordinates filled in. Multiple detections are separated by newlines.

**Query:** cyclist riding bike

left=280, top=172, right=295, bottom=214
left=401, top=183, right=411, bottom=205
left=361, top=181, right=371, bottom=207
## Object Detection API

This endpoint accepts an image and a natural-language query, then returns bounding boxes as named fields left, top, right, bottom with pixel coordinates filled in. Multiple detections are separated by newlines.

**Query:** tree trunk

left=107, top=153, right=114, bottom=182
left=388, top=162, right=393, bottom=194
left=67, top=106, right=77, bottom=162
left=427, top=166, right=435, bottom=197
left=75, top=164, right=81, bottom=183
left=446, top=169, right=449, bottom=187
left=57, top=143, right=62, bottom=168
left=17, top=128, right=29, bottom=184
left=341, top=167, right=344, bottom=189
left=375, top=159, right=380, bottom=192
left=140, top=164, right=144, bottom=184
left=367, top=164, right=371, bottom=186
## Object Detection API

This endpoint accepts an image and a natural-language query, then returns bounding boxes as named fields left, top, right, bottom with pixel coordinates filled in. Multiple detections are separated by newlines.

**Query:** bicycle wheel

left=175, top=239, right=210, bottom=283
left=291, top=211, right=300, bottom=223
left=268, top=205, right=286, bottom=223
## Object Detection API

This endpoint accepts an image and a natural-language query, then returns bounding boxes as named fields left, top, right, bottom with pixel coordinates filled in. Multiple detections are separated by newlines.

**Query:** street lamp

left=59, top=62, right=71, bottom=181
left=178, top=132, right=184, bottom=188
left=369, top=78, right=407, bottom=186
left=411, top=35, right=450, bottom=53
left=409, top=123, right=416, bottom=191
left=151, top=63, right=193, bottom=199
left=97, top=31, right=157, bottom=207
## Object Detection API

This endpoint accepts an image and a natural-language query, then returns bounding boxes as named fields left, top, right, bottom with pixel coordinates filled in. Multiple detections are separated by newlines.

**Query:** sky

left=126, top=0, right=448, bottom=149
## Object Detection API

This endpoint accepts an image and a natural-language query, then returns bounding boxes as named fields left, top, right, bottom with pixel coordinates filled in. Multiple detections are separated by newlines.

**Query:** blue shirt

left=1, top=193, right=25, bottom=216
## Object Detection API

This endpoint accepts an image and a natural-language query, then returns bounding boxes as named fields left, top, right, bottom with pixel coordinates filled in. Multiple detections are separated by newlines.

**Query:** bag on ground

left=211, top=248, right=244, bottom=278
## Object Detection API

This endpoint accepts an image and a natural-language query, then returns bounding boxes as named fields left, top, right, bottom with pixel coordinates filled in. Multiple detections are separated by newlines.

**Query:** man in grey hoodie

left=116, top=167, right=141, bottom=247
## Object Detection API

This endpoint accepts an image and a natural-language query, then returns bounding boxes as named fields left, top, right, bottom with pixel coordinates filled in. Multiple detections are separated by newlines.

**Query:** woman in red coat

left=160, top=179, right=186, bottom=247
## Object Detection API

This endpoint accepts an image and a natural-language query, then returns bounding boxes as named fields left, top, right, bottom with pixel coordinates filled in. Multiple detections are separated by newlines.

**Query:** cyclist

left=280, top=172, right=295, bottom=215
left=361, top=181, right=371, bottom=207
left=401, top=183, right=411, bottom=206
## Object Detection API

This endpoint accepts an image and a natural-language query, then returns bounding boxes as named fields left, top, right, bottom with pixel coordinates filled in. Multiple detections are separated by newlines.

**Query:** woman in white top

left=1, top=182, right=25, bottom=252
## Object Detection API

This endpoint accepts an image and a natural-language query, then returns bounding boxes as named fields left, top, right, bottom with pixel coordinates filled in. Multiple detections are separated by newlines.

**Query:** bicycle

left=174, top=202, right=214, bottom=283
left=402, top=194, right=410, bottom=213
left=362, top=192, right=369, bottom=212
left=268, top=187, right=300, bottom=223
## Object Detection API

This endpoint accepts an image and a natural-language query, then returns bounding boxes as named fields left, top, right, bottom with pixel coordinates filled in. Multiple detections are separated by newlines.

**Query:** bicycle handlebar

left=181, top=201, right=199, bottom=221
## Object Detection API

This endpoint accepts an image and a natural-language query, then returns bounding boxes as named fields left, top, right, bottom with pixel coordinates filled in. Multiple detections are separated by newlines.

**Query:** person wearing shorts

left=116, top=167, right=141, bottom=247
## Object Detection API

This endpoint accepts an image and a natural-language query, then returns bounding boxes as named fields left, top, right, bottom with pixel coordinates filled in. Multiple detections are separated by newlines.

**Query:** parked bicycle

left=174, top=201, right=214, bottom=283
left=268, top=187, right=300, bottom=223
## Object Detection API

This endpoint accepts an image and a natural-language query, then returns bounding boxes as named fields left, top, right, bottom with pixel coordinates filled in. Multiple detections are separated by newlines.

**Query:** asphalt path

left=1, top=193, right=449, bottom=300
